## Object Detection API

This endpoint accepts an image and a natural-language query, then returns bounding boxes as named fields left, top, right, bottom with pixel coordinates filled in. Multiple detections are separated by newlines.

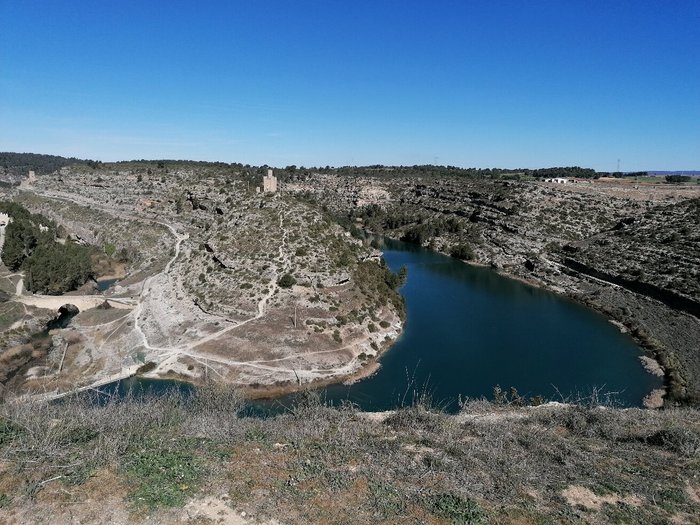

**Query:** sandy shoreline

left=34, top=357, right=386, bottom=404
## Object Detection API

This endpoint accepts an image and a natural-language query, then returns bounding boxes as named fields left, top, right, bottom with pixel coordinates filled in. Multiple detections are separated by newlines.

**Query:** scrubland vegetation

left=0, top=386, right=698, bottom=524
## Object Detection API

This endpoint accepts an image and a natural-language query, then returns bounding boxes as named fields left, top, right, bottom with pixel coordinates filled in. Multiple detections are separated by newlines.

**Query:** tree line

left=3, top=152, right=655, bottom=184
left=0, top=152, right=83, bottom=178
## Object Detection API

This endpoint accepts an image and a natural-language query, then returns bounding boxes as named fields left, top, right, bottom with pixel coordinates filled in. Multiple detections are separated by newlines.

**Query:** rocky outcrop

left=562, top=258, right=700, bottom=318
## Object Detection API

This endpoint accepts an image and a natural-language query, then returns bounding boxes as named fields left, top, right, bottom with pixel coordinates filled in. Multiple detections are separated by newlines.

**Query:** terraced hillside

left=565, top=198, right=700, bottom=313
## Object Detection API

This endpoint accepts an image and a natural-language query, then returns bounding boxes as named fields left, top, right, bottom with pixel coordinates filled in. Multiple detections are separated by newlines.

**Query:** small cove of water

left=96, top=278, right=119, bottom=292
left=95, top=238, right=662, bottom=412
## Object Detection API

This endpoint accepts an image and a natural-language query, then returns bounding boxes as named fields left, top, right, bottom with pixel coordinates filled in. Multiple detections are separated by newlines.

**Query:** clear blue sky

left=1, top=1, right=699, bottom=171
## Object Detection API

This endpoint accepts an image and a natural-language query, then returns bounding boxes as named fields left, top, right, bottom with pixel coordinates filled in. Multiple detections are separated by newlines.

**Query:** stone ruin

left=262, top=168, right=278, bottom=193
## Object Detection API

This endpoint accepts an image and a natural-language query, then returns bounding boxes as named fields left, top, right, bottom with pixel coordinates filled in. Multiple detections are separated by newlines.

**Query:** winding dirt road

left=15, top=189, right=391, bottom=400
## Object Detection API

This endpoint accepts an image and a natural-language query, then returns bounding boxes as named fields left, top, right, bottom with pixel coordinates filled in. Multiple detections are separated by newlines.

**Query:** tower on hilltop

left=263, top=168, right=278, bottom=193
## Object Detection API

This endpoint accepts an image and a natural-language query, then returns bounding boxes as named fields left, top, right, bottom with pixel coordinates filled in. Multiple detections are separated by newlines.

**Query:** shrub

left=124, top=438, right=201, bottom=508
left=450, top=243, right=474, bottom=261
left=278, top=273, right=297, bottom=288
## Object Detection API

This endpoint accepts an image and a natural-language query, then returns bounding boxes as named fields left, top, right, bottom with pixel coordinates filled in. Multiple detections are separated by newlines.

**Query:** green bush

left=425, top=493, right=487, bottom=524
left=278, top=273, right=297, bottom=288
left=24, top=242, right=93, bottom=294
left=450, top=243, right=474, bottom=261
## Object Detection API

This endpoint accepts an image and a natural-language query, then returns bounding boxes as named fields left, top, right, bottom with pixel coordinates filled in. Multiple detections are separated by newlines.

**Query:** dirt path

left=131, top=223, right=189, bottom=352
left=0, top=225, right=5, bottom=263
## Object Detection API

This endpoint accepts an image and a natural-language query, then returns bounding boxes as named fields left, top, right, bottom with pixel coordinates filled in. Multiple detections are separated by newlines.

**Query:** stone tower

left=263, top=168, right=278, bottom=193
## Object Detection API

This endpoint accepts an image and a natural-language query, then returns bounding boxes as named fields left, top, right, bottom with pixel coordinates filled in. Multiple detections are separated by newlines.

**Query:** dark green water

left=96, top=278, right=119, bottom=292
left=319, top=238, right=662, bottom=410
left=98, top=238, right=662, bottom=411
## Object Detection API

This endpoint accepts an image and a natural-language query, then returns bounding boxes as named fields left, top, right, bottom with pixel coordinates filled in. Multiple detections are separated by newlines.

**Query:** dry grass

left=0, top=385, right=698, bottom=524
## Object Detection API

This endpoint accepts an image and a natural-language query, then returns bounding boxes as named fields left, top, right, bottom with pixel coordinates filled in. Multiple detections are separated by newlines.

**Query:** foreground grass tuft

left=124, top=437, right=202, bottom=508
left=425, top=493, right=487, bottom=525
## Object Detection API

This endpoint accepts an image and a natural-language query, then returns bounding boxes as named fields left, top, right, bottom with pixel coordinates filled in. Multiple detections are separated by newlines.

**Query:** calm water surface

left=99, top=238, right=662, bottom=411
left=96, top=278, right=119, bottom=292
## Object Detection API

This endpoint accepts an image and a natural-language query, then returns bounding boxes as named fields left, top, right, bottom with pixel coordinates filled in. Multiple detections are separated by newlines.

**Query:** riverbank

left=240, top=360, right=383, bottom=401
left=14, top=300, right=404, bottom=404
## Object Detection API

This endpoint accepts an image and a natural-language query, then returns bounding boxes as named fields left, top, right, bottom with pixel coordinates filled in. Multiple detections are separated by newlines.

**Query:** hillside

left=0, top=161, right=404, bottom=399
left=0, top=158, right=699, bottom=524
left=0, top=152, right=92, bottom=184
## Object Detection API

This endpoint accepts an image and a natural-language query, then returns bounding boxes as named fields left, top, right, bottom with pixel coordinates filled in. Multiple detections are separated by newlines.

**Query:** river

left=97, top=237, right=662, bottom=411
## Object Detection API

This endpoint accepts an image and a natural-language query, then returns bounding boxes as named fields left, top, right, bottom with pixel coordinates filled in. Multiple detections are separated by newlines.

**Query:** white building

left=544, top=177, right=569, bottom=184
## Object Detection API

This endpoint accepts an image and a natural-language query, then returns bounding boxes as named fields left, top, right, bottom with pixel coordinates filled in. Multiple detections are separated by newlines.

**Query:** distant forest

left=277, top=164, right=649, bottom=181
left=0, top=152, right=91, bottom=178
left=275, top=164, right=604, bottom=180
left=0, top=151, right=657, bottom=183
